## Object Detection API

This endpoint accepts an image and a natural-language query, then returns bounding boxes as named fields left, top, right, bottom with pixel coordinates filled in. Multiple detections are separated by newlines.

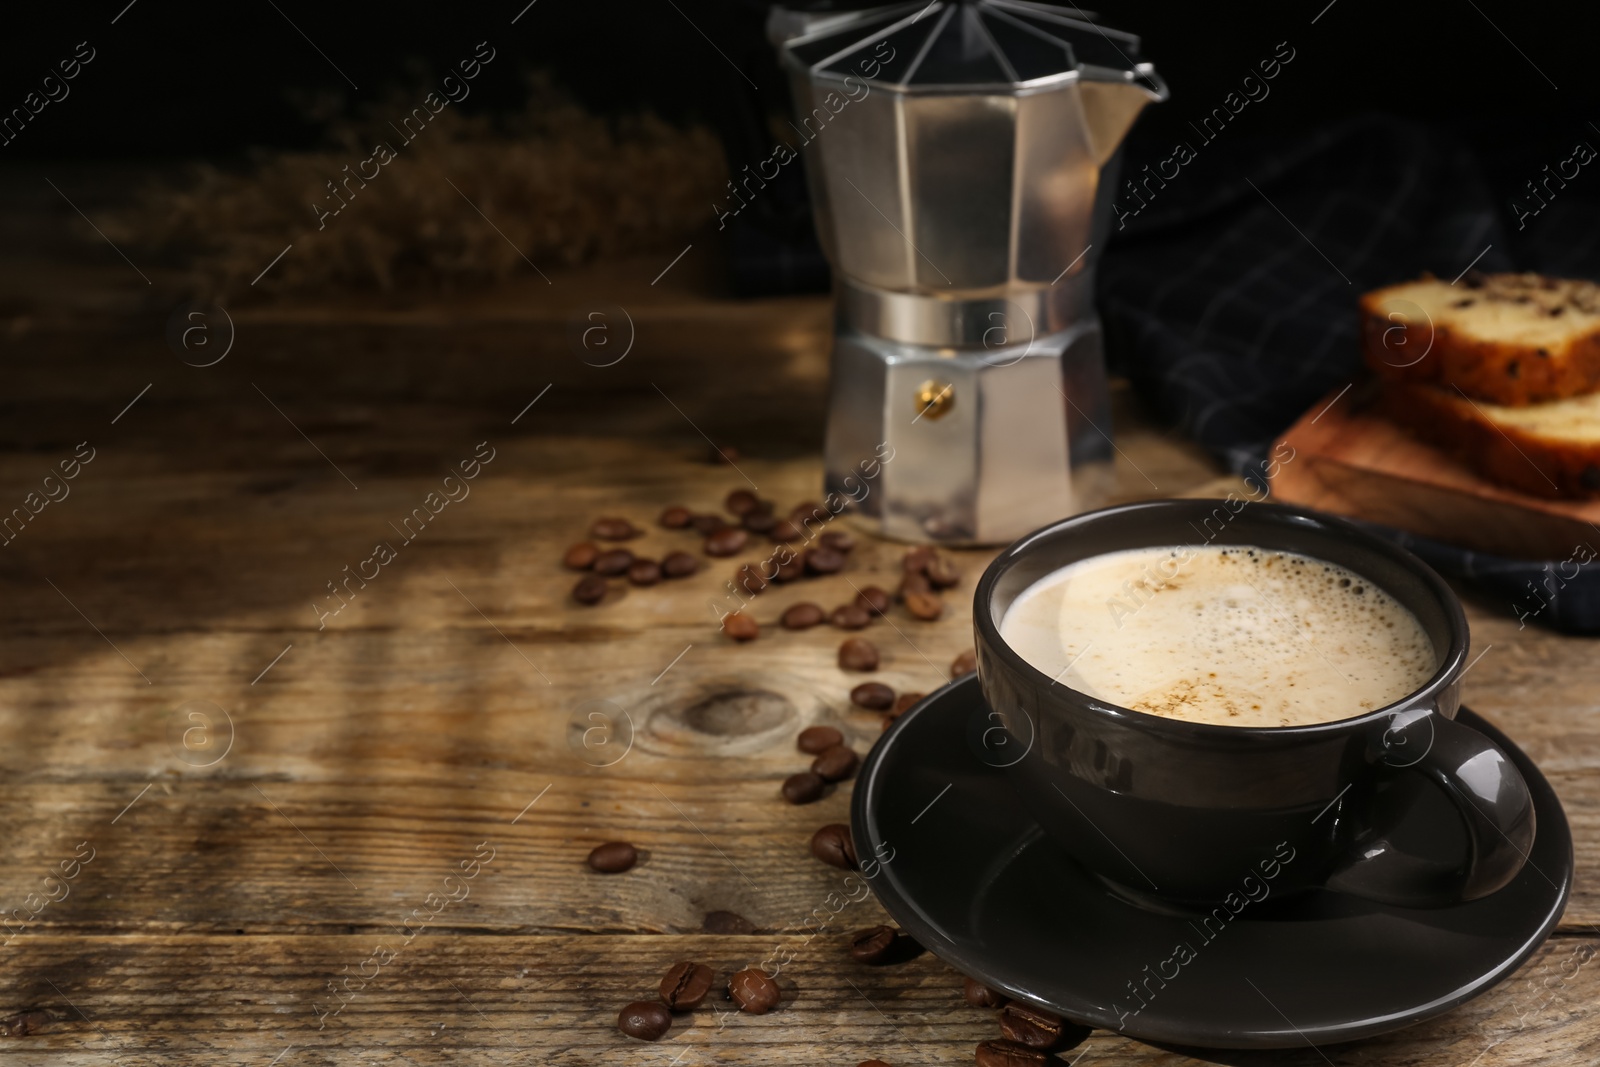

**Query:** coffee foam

left=998, top=545, right=1436, bottom=727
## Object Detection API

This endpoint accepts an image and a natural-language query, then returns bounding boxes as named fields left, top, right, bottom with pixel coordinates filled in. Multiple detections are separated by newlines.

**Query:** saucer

left=851, top=675, right=1572, bottom=1050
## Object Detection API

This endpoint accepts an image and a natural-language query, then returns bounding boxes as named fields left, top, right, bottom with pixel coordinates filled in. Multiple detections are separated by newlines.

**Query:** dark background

left=4, top=0, right=1595, bottom=199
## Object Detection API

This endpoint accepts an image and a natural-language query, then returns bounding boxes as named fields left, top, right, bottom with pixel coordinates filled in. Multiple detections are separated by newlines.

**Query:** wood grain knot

left=0, top=1010, right=52, bottom=1037
left=641, top=686, right=797, bottom=755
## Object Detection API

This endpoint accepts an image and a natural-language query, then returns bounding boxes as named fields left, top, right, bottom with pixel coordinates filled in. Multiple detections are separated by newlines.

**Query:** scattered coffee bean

left=690, top=513, right=729, bottom=535
left=790, top=501, right=827, bottom=525
left=572, top=575, right=609, bottom=605
left=821, top=530, right=856, bottom=554
left=723, top=611, right=760, bottom=642
left=902, top=546, right=937, bottom=573
left=975, top=1039, right=1048, bottom=1067
left=743, top=511, right=780, bottom=535
left=830, top=604, right=872, bottom=630
left=798, top=725, right=844, bottom=754
left=662, top=551, right=699, bottom=579
left=733, top=563, right=769, bottom=596
left=925, top=553, right=961, bottom=589
left=900, top=570, right=933, bottom=598
left=710, top=445, right=742, bottom=464
left=804, top=547, right=846, bottom=575
left=783, top=771, right=828, bottom=805
left=587, top=841, right=638, bottom=873
left=781, top=602, right=826, bottom=630
left=892, top=691, right=924, bottom=715
left=812, top=744, right=858, bottom=782
left=703, top=909, right=756, bottom=934
left=774, top=557, right=805, bottom=582
left=591, top=517, right=640, bottom=541
left=851, top=682, right=896, bottom=711
left=904, top=590, right=944, bottom=621
left=627, top=559, right=661, bottom=586
left=659, top=961, right=715, bottom=1011
left=964, top=977, right=1008, bottom=1008
left=617, top=999, right=671, bottom=1041
left=725, top=489, right=762, bottom=516
left=659, top=505, right=692, bottom=529
left=999, top=1003, right=1069, bottom=1049
left=860, top=1061, right=893, bottom=1067
left=850, top=925, right=898, bottom=964
left=838, top=637, right=880, bottom=671
left=768, top=520, right=802, bottom=543
left=564, top=542, right=600, bottom=570
left=811, top=823, right=858, bottom=869
left=952, top=649, right=978, bottom=677
left=855, top=586, right=891, bottom=616
left=593, top=548, right=634, bottom=576
left=706, top=527, right=750, bottom=557
left=728, top=968, right=781, bottom=1014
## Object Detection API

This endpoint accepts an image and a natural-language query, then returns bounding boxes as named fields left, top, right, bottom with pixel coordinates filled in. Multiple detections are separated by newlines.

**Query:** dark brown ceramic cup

left=973, top=499, right=1535, bottom=909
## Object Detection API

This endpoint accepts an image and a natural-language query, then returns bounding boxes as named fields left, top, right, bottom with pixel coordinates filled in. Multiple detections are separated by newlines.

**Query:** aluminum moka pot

left=770, top=0, right=1166, bottom=544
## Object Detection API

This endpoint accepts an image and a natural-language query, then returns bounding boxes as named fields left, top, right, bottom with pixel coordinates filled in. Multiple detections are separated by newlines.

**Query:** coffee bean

left=811, top=744, right=858, bottom=782
left=803, top=547, right=846, bottom=575
left=904, top=590, right=944, bottom=621
left=951, top=649, right=978, bottom=677
left=850, top=925, right=897, bottom=964
left=690, top=513, right=729, bottom=535
left=774, top=557, right=805, bottom=582
left=659, top=961, right=715, bottom=1011
left=830, top=604, right=872, bottom=630
left=659, top=506, right=692, bottom=529
left=859, top=1061, right=893, bottom=1067
left=702, top=909, right=756, bottom=934
left=723, top=611, right=759, bottom=642
left=811, top=823, right=858, bottom=869
left=572, top=575, right=609, bottom=605
left=564, top=542, right=600, bottom=570
left=798, top=725, right=844, bottom=754
left=728, top=968, right=781, bottom=1014
left=591, top=517, right=640, bottom=541
left=662, top=551, right=699, bottom=579
left=902, top=546, right=937, bottom=573
left=999, top=1003, right=1084, bottom=1050
left=618, top=1000, right=671, bottom=1041
left=627, top=559, right=661, bottom=586
left=768, top=520, right=802, bottom=543
left=925, top=553, right=961, bottom=589
left=781, top=602, right=826, bottom=630
left=710, top=444, right=742, bottom=464
left=851, top=682, right=896, bottom=711
left=855, top=586, right=891, bottom=616
left=975, top=1039, right=1047, bottom=1067
left=733, top=563, right=769, bottom=596
left=892, top=691, right=924, bottom=715
left=725, top=489, right=762, bottom=516
left=838, top=638, right=880, bottom=671
left=964, top=977, right=1007, bottom=1008
left=705, top=527, right=749, bottom=557
left=587, top=841, right=638, bottom=873
left=743, top=511, right=780, bottom=534
left=790, top=501, right=827, bottom=526
left=593, top=548, right=634, bottom=576
left=782, top=771, right=828, bottom=805
left=821, top=530, right=856, bottom=553
left=900, top=570, right=933, bottom=597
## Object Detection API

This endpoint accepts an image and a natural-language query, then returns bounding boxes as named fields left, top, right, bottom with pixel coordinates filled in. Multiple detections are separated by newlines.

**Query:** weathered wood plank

left=0, top=934, right=1594, bottom=1065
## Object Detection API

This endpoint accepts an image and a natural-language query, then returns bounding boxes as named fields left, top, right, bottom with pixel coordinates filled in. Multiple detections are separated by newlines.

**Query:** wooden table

left=0, top=243, right=1594, bottom=1065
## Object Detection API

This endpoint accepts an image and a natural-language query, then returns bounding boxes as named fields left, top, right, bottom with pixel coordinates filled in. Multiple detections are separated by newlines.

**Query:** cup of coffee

left=973, top=499, right=1536, bottom=909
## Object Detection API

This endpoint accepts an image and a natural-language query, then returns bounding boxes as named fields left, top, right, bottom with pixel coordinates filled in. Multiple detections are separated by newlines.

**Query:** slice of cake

left=1380, top=381, right=1600, bottom=498
left=1361, top=273, right=1600, bottom=405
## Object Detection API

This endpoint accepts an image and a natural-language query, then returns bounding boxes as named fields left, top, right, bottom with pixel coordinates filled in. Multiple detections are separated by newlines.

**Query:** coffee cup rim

left=973, top=499, right=1470, bottom=738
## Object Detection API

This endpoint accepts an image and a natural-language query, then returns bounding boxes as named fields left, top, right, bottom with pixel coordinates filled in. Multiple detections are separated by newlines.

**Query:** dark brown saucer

left=851, top=674, right=1571, bottom=1050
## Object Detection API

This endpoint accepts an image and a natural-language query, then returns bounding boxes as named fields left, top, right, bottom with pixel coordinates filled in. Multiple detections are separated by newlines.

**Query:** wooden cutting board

left=1269, top=381, right=1600, bottom=560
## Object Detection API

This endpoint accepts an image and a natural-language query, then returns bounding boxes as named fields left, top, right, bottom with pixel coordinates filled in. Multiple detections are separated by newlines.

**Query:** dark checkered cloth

left=1099, top=115, right=1600, bottom=633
